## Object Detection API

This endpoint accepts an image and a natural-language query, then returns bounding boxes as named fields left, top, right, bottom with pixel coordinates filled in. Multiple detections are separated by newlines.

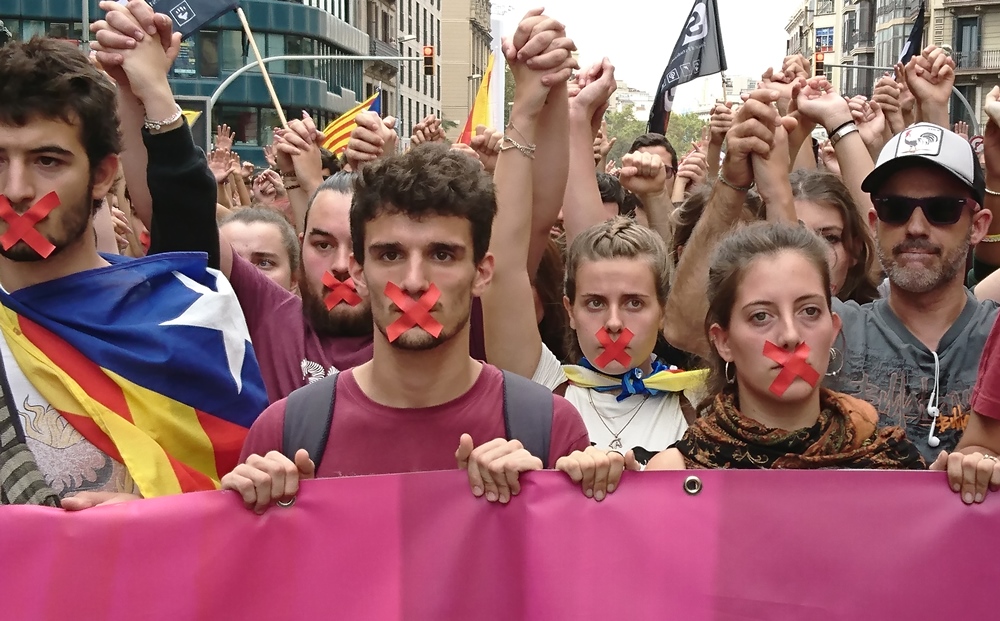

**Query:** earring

left=724, top=361, right=736, bottom=384
left=827, top=347, right=844, bottom=377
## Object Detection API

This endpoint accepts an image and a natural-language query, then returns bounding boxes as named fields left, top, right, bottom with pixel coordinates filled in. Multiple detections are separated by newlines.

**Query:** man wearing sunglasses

left=827, top=122, right=997, bottom=465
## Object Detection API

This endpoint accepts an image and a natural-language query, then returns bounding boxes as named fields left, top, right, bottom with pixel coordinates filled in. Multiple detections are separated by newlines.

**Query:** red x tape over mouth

left=0, top=192, right=59, bottom=258
left=321, top=272, right=362, bottom=310
left=594, top=327, right=634, bottom=369
left=763, top=341, right=820, bottom=397
left=384, top=282, right=444, bottom=342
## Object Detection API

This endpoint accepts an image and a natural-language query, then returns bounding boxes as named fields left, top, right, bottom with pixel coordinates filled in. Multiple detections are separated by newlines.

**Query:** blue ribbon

left=578, top=357, right=674, bottom=402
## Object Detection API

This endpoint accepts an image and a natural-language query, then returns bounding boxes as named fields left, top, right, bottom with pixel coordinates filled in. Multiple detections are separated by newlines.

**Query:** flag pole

left=235, top=8, right=288, bottom=129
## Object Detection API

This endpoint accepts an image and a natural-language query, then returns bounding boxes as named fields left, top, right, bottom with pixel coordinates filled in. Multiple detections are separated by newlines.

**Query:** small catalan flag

left=321, top=91, right=382, bottom=154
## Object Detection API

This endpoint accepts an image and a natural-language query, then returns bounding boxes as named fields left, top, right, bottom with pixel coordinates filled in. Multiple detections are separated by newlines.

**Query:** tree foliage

left=604, top=105, right=707, bottom=165
left=604, top=104, right=648, bottom=164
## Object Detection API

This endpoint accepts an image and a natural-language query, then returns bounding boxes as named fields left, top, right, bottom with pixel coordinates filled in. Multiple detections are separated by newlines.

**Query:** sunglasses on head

left=871, top=196, right=979, bottom=226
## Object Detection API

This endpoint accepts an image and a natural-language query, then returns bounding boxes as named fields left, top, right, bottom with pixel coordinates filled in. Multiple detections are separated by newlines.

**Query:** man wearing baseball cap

left=828, top=122, right=998, bottom=467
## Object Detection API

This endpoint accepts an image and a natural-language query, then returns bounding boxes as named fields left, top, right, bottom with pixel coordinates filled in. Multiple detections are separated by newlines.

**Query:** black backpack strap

left=501, top=370, right=553, bottom=468
left=282, top=371, right=339, bottom=471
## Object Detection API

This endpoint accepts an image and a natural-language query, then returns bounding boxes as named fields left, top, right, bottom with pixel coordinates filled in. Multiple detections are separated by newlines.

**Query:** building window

left=816, top=27, right=834, bottom=53
left=954, top=16, right=981, bottom=70
left=221, top=30, right=244, bottom=73
left=267, top=33, right=285, bottom=73
left=200, top=31, right=220, bottom=78
left=816, top=0, right=834, bottom=15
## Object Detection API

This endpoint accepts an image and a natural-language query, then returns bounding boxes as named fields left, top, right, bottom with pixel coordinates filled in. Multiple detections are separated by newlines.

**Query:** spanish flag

left=321, top=91, right=382, bottom=154
left=458, top=54, right=495, bottom=145
left=0, top=253, right=268, bottom=498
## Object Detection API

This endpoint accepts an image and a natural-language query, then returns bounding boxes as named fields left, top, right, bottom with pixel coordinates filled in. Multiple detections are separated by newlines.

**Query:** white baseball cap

left=861, top=122, right=985, bottom=205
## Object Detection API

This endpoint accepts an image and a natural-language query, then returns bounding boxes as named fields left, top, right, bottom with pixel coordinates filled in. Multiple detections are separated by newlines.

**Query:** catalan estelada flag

left=321, top=91, right=381, bottom=154
left=458, top=54, right=495, bottom=145
left=0, top=252, right=268, bottom=498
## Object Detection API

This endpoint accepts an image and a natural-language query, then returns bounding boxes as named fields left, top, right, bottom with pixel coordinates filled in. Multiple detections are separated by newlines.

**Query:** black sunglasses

left=872, top=196, right=979, bottom=226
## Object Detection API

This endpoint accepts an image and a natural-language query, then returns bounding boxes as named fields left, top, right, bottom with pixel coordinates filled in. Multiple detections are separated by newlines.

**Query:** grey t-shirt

left=828, top=291, right=999, bottom=463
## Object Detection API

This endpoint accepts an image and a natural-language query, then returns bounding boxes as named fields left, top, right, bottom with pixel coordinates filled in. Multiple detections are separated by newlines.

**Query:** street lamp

left=397, top=34, right=417, bottom=140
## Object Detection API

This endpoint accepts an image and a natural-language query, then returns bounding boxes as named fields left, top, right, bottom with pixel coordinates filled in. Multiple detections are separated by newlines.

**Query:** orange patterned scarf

left=676, top=389, right=926, bottom=470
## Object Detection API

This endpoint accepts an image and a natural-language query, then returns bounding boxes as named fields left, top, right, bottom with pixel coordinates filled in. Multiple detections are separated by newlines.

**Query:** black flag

left=147, top=0, right=240, bottom=40
left=898, top=2, right=924, bottom=65
left=648, top=0, right=727, bottom=134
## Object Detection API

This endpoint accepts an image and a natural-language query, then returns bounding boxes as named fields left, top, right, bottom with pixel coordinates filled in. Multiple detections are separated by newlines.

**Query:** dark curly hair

left=0, top=37, right=121, bottom=171
left=350, top=143, right=497, bottom=265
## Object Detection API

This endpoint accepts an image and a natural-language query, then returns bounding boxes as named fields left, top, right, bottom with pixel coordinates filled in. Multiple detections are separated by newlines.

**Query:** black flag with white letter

left=648, top=0, right=727, bottom=134
left=145, top=0, right=239, bottom=40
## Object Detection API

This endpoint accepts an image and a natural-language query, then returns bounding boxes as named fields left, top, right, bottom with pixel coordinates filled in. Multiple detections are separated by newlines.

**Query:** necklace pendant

left=609, top=437, right=623, bottom=450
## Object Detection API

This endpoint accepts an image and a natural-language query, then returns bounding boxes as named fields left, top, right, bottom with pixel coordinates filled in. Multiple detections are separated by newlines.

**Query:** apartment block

left=441, top=0, right=492, bottom=141
left=398, top=0, right=443, bottom=142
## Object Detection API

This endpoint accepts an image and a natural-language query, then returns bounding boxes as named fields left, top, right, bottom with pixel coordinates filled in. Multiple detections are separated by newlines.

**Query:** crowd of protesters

left=0, top=1, right=998, bottom=512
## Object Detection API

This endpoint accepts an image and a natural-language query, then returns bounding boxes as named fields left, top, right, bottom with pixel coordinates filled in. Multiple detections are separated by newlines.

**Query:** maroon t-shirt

left=239, top=364, right=590, bottom=474
left=230, top=250, right=373, bottom=403
left=230, top=249, right=489, bottom=403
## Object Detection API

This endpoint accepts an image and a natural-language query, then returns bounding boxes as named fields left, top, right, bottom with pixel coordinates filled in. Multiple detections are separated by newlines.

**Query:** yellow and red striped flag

left=458, top=54, right=495, bottom=145
left=321, top=91, right=382, bottom=153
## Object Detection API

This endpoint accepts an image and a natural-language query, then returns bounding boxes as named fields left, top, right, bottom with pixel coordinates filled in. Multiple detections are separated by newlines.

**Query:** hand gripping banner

left=1, top=470, right=998, bottom=620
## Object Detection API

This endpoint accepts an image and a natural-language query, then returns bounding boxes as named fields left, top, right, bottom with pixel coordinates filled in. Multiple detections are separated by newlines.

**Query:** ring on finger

left=983, top=454, right=999, bottom=464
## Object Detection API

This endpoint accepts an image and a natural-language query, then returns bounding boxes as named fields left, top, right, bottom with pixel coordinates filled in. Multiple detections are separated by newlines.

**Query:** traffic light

left=423, top=46, right=435, bottom=76
left=814, top=52, right=825, bottom=77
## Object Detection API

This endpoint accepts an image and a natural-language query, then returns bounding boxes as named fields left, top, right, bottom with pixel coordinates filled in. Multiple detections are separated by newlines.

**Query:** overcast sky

left=499, top=0, right=802, bottom=110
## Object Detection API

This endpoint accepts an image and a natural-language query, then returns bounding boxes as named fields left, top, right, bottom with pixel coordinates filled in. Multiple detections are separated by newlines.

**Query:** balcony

left=846, top=30, right=875, bottom=53
left=368, top=37, right=399, bottom=75
left=370, top=37, right=397, bottom=58
left=954, top=49, right=1000, bottom=71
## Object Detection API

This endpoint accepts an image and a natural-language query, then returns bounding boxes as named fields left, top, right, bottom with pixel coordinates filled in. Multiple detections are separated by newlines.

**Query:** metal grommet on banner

left=276, top=497, right=295, bottom=508
left=683, top=476, right=702, bottom=496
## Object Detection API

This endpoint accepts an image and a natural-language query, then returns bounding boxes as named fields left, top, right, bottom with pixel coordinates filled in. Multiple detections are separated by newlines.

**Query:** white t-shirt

left=531, top=343, right=568, bottom=391
left=564, top=385, right=688, bottom=462
left=0, top=337, right=138, bottom=496
left=530, top=344, right=689, bottom=462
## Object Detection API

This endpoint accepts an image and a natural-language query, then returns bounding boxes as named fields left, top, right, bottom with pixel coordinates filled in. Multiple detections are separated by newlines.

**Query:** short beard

left=878, top=230, right=970, bottom=293
left=0, top=185, right=93, bottom=263
left=299, top=271, right=373, bottom=338
left=375, top=302, right=471, bottom=351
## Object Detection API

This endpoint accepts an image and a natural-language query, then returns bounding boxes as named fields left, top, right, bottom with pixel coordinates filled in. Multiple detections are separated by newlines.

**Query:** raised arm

left=794, top=77, right=874, bottom=222
left=562, top=58, right=619, bottom=248
left=528, top=78, right=571, bottom=275
left=620, top=151, right=672, bottom=244
left=272, top=115, right=326, bottom=234
left=904, top=45, right=954, bottom=128
left=91, top=0, right=222, bottom=270
left=663, top=89, right=782, bottom=358
left=973, top=86, right=1000, bottom=275
left=481, top=10, right=575, bottom=379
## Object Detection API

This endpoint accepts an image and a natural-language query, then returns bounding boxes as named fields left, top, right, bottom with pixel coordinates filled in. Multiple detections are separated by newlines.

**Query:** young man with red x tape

left=0, top=38, right=269, bottom=507
left=224, top=144, right=590, bottom=510
left=91, top=0, right=491, bottom=403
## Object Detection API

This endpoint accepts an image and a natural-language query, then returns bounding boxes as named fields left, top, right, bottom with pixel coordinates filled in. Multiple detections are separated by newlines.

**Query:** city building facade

left=397, top=0, right=443, bottom=143
left=1, top=0, right=388, bottom=163
left=441, top=0, right=492, bottom=141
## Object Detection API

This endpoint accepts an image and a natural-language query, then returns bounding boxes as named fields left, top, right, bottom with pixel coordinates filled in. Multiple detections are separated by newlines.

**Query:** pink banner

left=2, top=470, right=998, bottom=620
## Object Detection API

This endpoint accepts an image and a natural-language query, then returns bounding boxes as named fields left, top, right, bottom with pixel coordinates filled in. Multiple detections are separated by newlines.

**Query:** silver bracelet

left=828, top=122, right=859, bottom=148
left=717, top=171, right=755, bottom=192
left=499, top=135, right=536, bottom=159
left=144, top=103, right=183, bottom=132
